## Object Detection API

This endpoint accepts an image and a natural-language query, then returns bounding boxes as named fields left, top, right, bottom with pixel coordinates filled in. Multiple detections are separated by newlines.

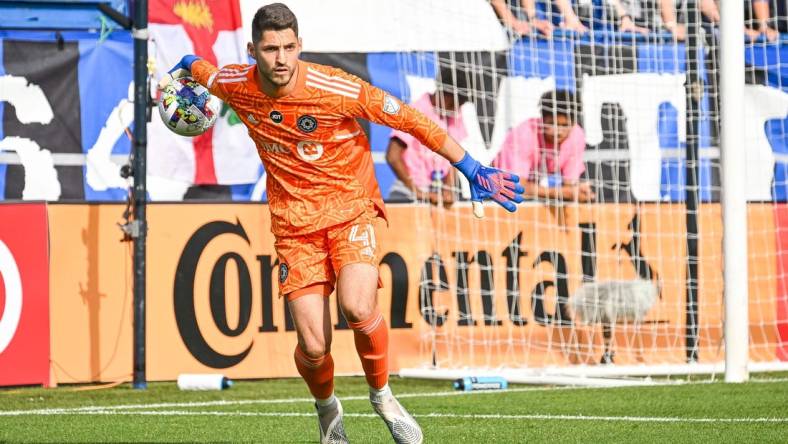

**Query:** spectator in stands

left=564, top=0, right=656, bottom=34
left=746, top=0, right=779, bottom=42
left=490, top=1, right=591, bottom=36
left=385, top=67, right=469, bottom=206
left=604, top=0, right=655, bottom=34
left=658, top=0, right=687, bottom=40
left=551, top=0, right=591, bottom=33
left=660, top=0, right=778, bottom=42
left=703, top=0, right=779, bottom=42
left=490, top=0, right=554, bottom=37
left=539, top=0, right=662, bottom=36
left=660, top=0, right=779, bottom=147
left=493, top=90, right=595, bottom=202
left=777, top=0, right=787, bottom=34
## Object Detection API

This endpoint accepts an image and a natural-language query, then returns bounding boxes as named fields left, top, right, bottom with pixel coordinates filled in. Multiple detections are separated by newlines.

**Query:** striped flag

left=148, top=0, right=259, bottom=194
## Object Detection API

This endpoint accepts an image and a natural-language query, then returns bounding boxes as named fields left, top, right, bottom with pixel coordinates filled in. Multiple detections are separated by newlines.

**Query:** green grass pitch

left=1, top=374, right=786, bottom=443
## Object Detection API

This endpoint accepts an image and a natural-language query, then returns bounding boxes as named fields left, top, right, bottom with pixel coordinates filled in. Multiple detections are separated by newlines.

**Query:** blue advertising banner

left=0, top=30, right=785, bottom=202
left=0, top=31, right=132, bottom=202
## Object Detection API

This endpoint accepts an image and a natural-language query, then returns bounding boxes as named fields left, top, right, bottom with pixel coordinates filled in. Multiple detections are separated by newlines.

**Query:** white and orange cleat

left=315, top=397, right=349, bottom=444
left=370, top=385, right=423, bottom=444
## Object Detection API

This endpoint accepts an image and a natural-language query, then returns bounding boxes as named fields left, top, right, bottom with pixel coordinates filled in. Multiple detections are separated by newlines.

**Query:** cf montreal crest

left=297, top=115, right=318, bottom=133
left=269, top=110, right=283, bottom=124
left=279, top=263, right=289, bottom=283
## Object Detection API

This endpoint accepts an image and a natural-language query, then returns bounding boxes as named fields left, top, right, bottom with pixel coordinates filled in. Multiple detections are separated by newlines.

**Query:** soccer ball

left=158, top=75, right=220, bottom=137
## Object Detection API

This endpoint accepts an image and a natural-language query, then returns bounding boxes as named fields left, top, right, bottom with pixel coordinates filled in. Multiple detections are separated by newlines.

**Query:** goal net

left=392, top=0, right=788, bottom=383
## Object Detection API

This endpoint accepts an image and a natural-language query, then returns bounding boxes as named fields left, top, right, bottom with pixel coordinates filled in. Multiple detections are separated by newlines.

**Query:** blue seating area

left=365, top=30, right=786, bottom=202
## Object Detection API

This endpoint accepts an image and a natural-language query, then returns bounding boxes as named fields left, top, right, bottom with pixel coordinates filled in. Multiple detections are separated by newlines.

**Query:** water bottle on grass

left=177, top=373, right=233, bottom=390
left=452, top=376, right=508, bottom=391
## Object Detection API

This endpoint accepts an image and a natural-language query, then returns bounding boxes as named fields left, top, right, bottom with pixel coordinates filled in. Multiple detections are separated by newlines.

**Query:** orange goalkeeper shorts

left=274, top=204, right=382, bottom=300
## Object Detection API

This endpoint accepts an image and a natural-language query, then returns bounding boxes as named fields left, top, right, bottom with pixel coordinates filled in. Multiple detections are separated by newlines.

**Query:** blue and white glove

left=157, top=55, right=202, bottom=90
left=452, top=152, right=524, bottom=217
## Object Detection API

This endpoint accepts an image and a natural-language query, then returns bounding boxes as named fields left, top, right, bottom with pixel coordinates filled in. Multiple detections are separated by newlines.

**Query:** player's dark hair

left=251, top=3, right=299, bottom=42
left=436, top=66, right=471, bottom=105
left=540, top=89, right=579, bottom=123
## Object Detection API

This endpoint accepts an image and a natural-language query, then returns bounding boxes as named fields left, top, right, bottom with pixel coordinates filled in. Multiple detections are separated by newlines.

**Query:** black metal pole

left=684, top=0, right=702, bottom=363
left=132, top=0, right=149, bottom=389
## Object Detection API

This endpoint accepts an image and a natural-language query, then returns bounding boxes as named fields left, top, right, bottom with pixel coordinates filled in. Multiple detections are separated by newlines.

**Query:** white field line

left=1, top=409, right=786, bottom=423
left=0, top=386, right=561, bottom=416
left=748, top=377, right=788, bottom=384
left=2, top=378, right=786, bottom=418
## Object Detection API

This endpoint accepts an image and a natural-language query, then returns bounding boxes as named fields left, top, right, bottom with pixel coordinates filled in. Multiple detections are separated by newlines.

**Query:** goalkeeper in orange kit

left=159, top=3, right=524, bottom=443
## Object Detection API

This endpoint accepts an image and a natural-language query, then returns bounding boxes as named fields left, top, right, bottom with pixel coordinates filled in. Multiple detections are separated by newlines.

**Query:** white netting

left=391, top=0, right=787, bottom=380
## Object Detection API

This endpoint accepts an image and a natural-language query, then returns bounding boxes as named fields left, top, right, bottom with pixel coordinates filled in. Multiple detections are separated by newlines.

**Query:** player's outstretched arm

left=157, top=55, right=202, bottom=90
left=342, top=74, right=523, bottom=216
left=436, top=136, right=524, bottom=218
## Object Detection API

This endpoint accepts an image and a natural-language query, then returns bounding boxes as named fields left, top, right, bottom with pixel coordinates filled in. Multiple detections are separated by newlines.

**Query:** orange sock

left=347, top=310, right=389, bottom=389
left=294, top=346, right=335, bottom=400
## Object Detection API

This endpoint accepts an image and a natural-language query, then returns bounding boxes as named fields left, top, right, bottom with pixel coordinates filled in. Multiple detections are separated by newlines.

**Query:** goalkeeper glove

left=158, top=54, right=202, bottom=90
left=452, top=152, right=524, bottom=214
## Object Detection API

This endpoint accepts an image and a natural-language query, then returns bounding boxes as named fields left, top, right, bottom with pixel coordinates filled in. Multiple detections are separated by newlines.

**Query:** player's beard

left=263, top=63, right=295, bottom=87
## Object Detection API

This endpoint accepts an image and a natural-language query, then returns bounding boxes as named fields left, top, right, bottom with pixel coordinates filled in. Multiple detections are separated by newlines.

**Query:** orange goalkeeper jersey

left=191, top=59, right=448, bottom=236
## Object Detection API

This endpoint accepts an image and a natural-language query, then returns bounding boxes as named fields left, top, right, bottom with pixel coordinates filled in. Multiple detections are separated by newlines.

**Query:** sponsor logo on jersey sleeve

left=383, top=95, right=401, bottom=115
left=269, top=110, right=283, bottom=123
left=297, top=115, right=318, bottom=133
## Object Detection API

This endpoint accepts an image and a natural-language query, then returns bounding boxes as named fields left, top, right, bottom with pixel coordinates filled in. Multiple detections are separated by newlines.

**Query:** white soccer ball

left=158, top=75, right=220, bottom=137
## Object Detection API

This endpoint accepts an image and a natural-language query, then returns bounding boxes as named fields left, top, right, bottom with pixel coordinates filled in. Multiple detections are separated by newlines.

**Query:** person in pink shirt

left=386, top=67, right=470, bottom=207
left=494, top=89, right=595, bottom=202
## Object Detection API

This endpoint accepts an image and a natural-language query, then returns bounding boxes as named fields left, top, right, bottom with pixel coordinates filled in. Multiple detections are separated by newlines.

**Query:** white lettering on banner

left=0, top=240, right=23, bottom=355
left=86, top=82, right=133, bottom=192
left=0, top=137, right=61, bottom=200
left=582, top=73, right=687, bottom=201
left=743, top=85, right=788, bottom=201
left=0, top=75, right=53, bottom=124
left=0, top=75, right=61, bottom=200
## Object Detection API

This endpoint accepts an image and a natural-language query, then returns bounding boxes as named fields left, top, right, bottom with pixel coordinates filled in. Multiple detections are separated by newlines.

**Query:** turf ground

left=1, top=374, right=786, bottom=443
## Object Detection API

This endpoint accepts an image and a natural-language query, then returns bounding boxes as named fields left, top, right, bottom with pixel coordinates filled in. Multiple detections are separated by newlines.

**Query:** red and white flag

left=148, top=0, right=260, bottom=198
